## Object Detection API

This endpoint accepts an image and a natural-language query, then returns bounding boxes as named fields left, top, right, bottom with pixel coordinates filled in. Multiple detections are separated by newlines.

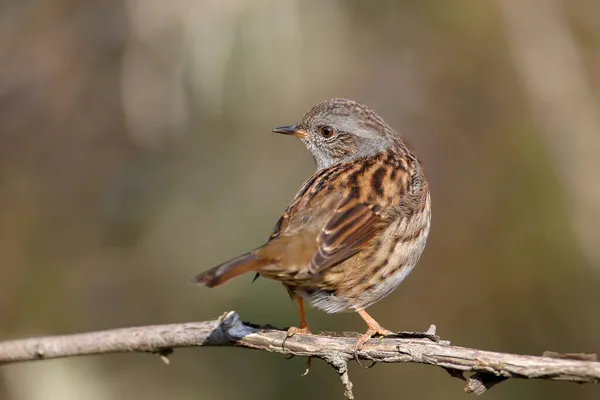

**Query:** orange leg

left=355, top=307, right=393, bottom=351
left=283, top=296, right=312, bottom=376
left=286, top=296, right=311, bottom=337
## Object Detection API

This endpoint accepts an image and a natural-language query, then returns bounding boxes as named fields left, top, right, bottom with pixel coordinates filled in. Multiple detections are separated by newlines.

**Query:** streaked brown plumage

left=193, top=98, right=431, bottom=352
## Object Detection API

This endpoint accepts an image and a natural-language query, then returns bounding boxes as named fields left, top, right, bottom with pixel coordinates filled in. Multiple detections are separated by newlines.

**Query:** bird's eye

left=320, top=126, right=334, bottom=138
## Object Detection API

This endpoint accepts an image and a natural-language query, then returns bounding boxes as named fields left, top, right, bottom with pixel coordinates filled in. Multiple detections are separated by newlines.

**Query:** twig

left=0, top=312, right=598, bottom=398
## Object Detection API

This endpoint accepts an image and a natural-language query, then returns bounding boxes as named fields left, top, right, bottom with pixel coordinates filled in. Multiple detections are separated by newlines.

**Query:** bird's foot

left=286, top=325, right=312, bottom=338
left=282, top=326, right=313, bottom=376
left=282, top=325, right=311, bottom=349
left=353, top=323, right=393, bottom=365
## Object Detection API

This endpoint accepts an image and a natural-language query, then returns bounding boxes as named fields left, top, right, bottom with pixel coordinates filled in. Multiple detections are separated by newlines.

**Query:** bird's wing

left=254, top=212, right=290, bottom=283
left=308, top=200, right=385, bottom=274
left=269, top=213, right=288, bottom=240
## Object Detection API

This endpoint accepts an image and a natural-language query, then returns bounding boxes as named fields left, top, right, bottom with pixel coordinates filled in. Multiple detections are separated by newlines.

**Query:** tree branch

left=0, top=312, right=598, bottom=399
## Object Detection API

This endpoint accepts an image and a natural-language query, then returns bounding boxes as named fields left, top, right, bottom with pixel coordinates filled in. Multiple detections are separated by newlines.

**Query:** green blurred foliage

left=0, top=0, right=599, bottom=399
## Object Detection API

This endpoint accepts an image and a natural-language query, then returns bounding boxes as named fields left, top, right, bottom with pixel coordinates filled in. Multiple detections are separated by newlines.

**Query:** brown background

left=1, top=0, right=599, bottom=399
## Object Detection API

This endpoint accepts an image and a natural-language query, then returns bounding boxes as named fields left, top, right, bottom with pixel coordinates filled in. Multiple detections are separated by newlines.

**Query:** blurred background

left=1, top=0, right=599, bottom=399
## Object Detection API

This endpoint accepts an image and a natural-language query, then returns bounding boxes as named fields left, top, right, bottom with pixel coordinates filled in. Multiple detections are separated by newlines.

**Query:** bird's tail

left=192, top=252, right=269, bottom=287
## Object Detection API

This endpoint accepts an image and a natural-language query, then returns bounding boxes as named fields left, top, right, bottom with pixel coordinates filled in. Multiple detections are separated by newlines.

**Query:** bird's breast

left=303, top=191, right=431, bottom=313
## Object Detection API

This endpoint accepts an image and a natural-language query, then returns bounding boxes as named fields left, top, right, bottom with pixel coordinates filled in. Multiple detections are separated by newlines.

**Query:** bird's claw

left=282, top=326, right=313, bottom=375
left=353, top=340, right=364, bottom=366
left=301, top=357, right=312, bottom=376
left=353, top=326, right=394, bottom=366
left=282, top=326, right=310, bottom=348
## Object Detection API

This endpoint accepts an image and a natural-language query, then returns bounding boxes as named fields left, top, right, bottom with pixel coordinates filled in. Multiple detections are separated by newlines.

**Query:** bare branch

left=0, top=312, right=598, bottom=398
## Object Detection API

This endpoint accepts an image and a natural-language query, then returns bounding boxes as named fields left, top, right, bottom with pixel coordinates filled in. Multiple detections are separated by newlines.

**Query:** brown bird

left=193, top=98, right=431, bottom=353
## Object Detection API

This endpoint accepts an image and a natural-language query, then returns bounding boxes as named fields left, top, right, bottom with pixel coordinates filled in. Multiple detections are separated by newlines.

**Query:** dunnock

left=193, top=98, right=431, bottom=353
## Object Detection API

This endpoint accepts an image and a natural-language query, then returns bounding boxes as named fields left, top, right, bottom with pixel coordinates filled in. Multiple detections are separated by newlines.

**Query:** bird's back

left=256, top=147, right=431, bottom=312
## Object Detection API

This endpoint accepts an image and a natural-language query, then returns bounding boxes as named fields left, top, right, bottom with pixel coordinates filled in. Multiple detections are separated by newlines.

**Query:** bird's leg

left=282, top=296, right=309, bottom=352
left=283, top=296, right=312, bottom=375
left=353, top=307, right=393, bottom=362
left=286, top=296, right=311, bottom=337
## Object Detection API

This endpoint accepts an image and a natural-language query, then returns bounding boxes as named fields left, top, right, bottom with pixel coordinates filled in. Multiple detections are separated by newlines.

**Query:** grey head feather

left=297, top=98, right=401, bottom=170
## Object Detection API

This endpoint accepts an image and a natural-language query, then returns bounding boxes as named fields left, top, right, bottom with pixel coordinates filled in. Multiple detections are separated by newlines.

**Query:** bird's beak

left=271, top=124, right=307, bottom=138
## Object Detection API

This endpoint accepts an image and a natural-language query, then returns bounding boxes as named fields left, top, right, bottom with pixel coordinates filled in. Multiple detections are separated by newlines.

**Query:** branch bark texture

left=1, top=312, right=598, bottom=399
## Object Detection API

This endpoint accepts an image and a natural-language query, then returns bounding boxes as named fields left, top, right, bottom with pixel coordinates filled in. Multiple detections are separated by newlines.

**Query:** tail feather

left=192, top=252, right=267, bottom=287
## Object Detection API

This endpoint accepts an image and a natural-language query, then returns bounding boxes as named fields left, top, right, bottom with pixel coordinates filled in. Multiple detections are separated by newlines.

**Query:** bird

left=193, top=98, right=431, bottom=354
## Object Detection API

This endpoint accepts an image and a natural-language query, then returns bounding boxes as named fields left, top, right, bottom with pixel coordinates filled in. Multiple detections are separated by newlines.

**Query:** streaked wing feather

left=269, top=214, right=287, bottom=240
left=309, top=202, right=384, bottom=274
